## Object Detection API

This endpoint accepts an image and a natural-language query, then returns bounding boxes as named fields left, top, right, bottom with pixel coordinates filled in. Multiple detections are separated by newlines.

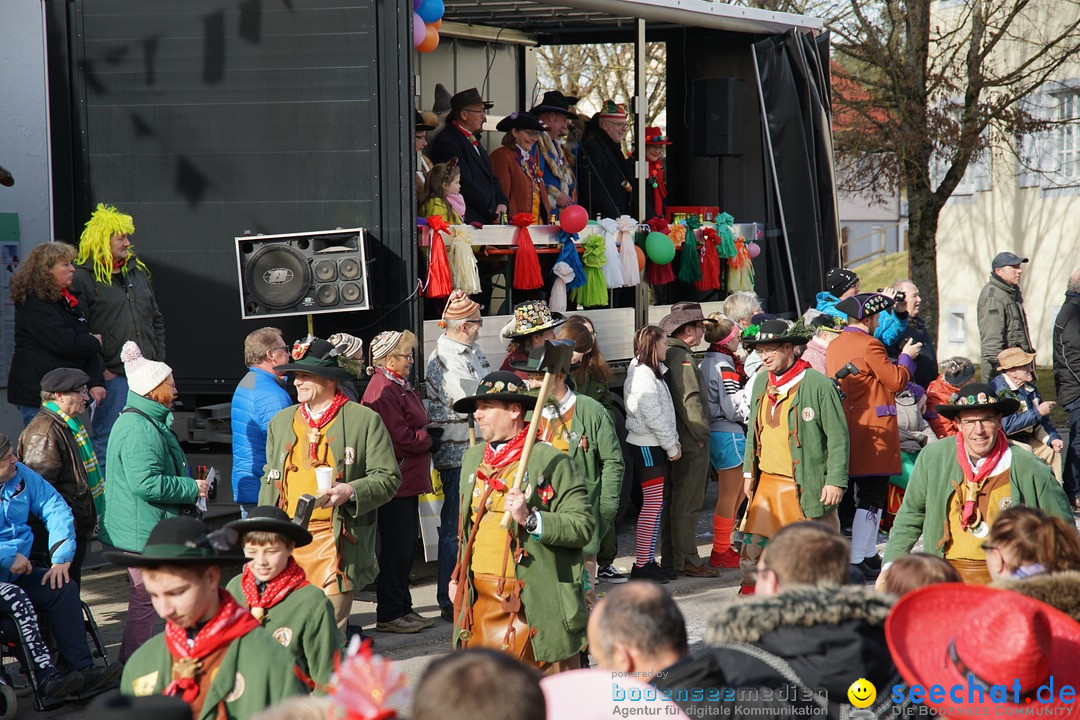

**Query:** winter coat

left=888, top=315, right=938, bottom=389
left=925, top=375, right=961, bottom=438
left=424, top=333, right=491, bottom=470
left=490, top=146, right=552, bottom=221
left=989, top=375, right=1061, bottom=443
left=577, top=128, right=634, bottom=219
left=895, top=385, right=935, bottom=454
left=800, top=337, right=829, bottom=375
left=429, top=123, right=508, bottom=224
left=699, top=349, right=746, bottom=433
left=992, top=571, right=1080, bottom=623
left=1053, top=293, right=1080, bottom=409
left=826, top=328, right=912, bottom=476
left=230, top=367, right=292, bottom=505
left=665, top=338, right=710, bottom=449
left=260, top=402, right=401, bottom=590
left=977, top=273, right=1033, bottom=381
left=0, top=463, right=75, bottom=582
left=7, top=296, right=104, bottom=407
left=70, top=261, right=166, bottom=375
left=361, top=370, right=433, bottom=497
left=815, top=291, right=907, bottom=346
left=744, top=368, right=849, bottom=519
left=624, top=359, right=680, bottom=457
left=102, top=392, right=200, bottom=552
left=18, top=407, right=97, bottom=537
left=883, top=439, right=1072, bottom=563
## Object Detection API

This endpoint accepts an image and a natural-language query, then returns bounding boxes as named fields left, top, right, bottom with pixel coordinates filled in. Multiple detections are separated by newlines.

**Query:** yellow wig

left=77, top=203, right=148, bottom=284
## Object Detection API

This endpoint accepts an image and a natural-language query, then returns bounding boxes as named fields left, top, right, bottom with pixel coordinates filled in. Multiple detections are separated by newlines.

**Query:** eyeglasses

left=461, top=108, right=486, bottom=115
left=268, top=346, right=288, bottom=355
left=603, top=121, right=629, bottom=130
left=70, top=387, right=90, bottom=397
left=465, top=319, right=484, bottom=327
left=958, top=417, right=998, bottom=429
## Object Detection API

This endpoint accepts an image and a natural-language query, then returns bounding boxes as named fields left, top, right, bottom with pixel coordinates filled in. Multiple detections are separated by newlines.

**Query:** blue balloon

left=416, top=0, right=444, bottom=24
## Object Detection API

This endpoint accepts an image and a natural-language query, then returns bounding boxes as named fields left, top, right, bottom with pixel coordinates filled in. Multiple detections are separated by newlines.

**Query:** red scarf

left=648, top=159, right=667, bottom=219
left=299, top=391, right=349, bottom=460
left=453, top=121, right=479, bottom=147
left=240, top=557, right=309, bottom=622
left=380, top=366, right=414, bottom=392
left=60, top=288, right=78, bottom=308
left=476, top=425, right=531, bottom=492
left=955, top=430, right=1008, bottom=530
left=164, top=590, right=259, bottom=704
left=766, top=358, right=810, bottom=406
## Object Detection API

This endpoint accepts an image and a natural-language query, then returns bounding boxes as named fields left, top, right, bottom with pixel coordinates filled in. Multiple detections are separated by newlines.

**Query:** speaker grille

left=316, top=284, right=339, bottom=306
left=340, top=281, right=363, bottom=304
left=338, top=257, right=361, bottom=280
left=243, top=245, right=311, bottom=310
left=313, top=259, right=337, bottom=282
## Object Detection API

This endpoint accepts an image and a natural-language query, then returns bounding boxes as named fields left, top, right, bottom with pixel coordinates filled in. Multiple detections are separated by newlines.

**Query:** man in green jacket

left=450, top=371, right=594, bottom=673
left=659, top=302, right=717, bottom=578
left=977, top=252, right=1033, bottom=381
left=109, top=517, right=306, bottom=720
left=740, top=320, right=849, bottom=595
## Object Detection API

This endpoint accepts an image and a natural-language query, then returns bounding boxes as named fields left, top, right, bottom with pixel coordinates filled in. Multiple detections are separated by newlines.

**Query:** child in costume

left=225, top=506, right=342, bottom=690
left=419, top=160, right=465, bottom=225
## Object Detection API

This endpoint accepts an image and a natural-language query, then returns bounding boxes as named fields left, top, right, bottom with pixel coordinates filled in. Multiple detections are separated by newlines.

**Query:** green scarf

left=44, top=401, right=105, bottom=514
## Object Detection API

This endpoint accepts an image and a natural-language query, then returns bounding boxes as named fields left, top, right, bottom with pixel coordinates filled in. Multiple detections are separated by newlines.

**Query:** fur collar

left=992, top=571, right=1080, bottom=623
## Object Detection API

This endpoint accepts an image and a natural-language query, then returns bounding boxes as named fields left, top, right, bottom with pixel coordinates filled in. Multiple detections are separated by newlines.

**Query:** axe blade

left=538, top=339, right=574, bottom=375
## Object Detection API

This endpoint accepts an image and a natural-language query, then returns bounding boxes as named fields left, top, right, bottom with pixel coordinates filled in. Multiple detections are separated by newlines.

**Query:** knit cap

left=442, top=290, right=481, bottom=322
left=121, top=341, right=173, bottom=396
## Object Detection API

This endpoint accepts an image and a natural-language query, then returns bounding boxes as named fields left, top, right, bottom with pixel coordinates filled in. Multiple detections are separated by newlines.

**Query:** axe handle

left=500, top=372, right=556, bottom=529
left=468, top=414, right=477, bottom=447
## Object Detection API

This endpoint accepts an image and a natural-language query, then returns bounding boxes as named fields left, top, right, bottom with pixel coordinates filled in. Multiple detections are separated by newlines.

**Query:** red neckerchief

left=955, top=430, right=1008, bottom=530
left=60, top=288, right=78, bottom=308
left=766, top=358, right=810, bottom=406
left=453, top=121, right=479, bottom=147
left=299, top=391, right=348, bottom=460
left=380, top=366, right=413, bottom=392
left=241, top=557, right=309, bottom=622
left=112, top=259, right=126, bottom=272
left=476, top=425, right=531, bottom=492
left=164, top=590, right=259, bottom=704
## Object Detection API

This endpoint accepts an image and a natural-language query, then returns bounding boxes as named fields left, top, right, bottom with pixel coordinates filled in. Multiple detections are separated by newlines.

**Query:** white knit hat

left=121, top=341, right=173, bottom=396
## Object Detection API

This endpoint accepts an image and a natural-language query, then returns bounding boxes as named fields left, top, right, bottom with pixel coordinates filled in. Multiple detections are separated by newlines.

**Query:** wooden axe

left=499, top=339, right=575, bottom=529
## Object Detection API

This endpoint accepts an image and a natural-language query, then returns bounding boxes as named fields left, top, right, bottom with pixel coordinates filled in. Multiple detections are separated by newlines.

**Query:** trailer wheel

left=0, top=682, right=16, bottom=720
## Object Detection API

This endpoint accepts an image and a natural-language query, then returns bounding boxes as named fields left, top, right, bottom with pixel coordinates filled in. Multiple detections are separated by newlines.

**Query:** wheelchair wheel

left=0, top=682, right=16, bottom=720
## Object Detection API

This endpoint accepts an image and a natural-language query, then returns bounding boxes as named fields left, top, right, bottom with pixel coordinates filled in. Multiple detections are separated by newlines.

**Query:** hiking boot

left=629, top=561, right=670, bottom=584
left=405, top=612, right=435, bottom=629
left=79, top=663, right=123, bottom=694
left=597, top=565, right=628, bottom=584
left=852, top=560, right=879, bottom=582
left=710, top=548, right=741, bottom=569
left=862, top=554, right=882, bottom=571
left=39, top=669, right=83, bottom=698
left=682, top=563, right=720, bottom=578
left=375, top=616, right=425, bottom=634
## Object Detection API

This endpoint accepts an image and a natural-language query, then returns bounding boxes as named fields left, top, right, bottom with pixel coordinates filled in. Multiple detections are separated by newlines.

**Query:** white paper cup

left=315, top=467, right=333, bottom=492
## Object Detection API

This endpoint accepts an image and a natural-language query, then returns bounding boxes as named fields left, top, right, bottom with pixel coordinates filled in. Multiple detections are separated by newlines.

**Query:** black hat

left=40, top=367, right=90, bottom=393
left=450, top=87, right=494, bottom=112
left=87, top=691, right=192, bottom=720
left=529, top=90, right=579, bottom=118
left=509, top=343, right=580, bottom=373
left=415, top=110, right=436, bottom=132
left=741, top=319, right=810, bottom=347
left=992, top=251, right=1029, bottom=270
left=835, top=292, right=894, bottom=320
left=103, top=516, right=248, bottom=568
left=452, top=371, right=535, bottom=414
left=433, top=83, right=452, bottom=115
left=495, top=111, right=546, bottom=133
left=225, top=506, right=313, bottom=548
left=935, top=382, right=1021, bottom=420
left=825, top=267, right=859, bottom=297
left=275, top=336, right=356, bottom=382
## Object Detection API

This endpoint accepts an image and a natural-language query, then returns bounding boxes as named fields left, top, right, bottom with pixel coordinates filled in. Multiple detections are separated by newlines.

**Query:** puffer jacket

left=624, top=359, right=680, bottom=457
left=17, top=407, right=97, bottom=537
left=102, top=391, right=200, bottom=552
left=361, top=369, right=433, bottom=497
left=0, top=463, right=75, bottom=582
left=230, top=367, right=292, bottom=504
left=815, top=291, right=907, bottom=346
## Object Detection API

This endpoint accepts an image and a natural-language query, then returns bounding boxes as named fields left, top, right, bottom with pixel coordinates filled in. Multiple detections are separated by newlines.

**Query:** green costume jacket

left=743, top=368, right=849, bottom=520
left=226, top=574, right=342, bottom=688
left=883, top=438, right=1072, bottom=563
left=120, top=625, right=306, bottom=720
left=455, top=442, right=594, bottom=663
left=664, top=338, right=710, bottom=449
left=259, top=402, right=401, bottom=590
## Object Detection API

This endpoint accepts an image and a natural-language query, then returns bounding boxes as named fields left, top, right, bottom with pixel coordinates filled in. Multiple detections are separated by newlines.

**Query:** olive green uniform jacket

left=259, top=402, right=401, bottom=590
left=120, top=625, right=306, bottom=720
left=454, top=442, right=594, bottom=663
left=664, top=338, right=710, bottom=449
left=226, top=574, right=342, bottom=688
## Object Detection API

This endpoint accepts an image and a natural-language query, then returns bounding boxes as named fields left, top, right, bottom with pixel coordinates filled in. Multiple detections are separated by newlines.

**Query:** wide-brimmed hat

left=644, top=126, right=671, bottom=145
left=825, top=267, right=859, bottom=297
left=886, top=584, right=1080, bottom=714
left=741, top=318, right=810, bottom=347
left=225, top=506, right=312, bottom=548
left=509, top=343, right=580, bottom=374
left=835, top=292, right=894, bottom=320
left=501, top=300, right=565, bottom=338
left=275, top=336, right=356, bottom=382
left=529, top=90, right=579, bottom=118
left=935, top=382, right=1020, bottom=419
left=103, top=517, right=248, bottom=568
left=496, top=111, right=546, bottom=133
left=659, top=301, right=707, bottom=335
left=450, top=87, right=494, bottom=112
left=997, top=347, right=1037, bottom=371
left=452, top=371, right=534, bottom=414
left=415, top=110, right=436, bottom=132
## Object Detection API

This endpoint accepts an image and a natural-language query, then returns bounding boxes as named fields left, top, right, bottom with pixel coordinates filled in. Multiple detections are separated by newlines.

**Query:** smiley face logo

left=847, top=678, right=876, bottom=708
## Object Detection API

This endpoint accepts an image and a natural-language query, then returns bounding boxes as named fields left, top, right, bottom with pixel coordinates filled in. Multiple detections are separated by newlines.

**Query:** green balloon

left=645, top=231, right=675, bottom=264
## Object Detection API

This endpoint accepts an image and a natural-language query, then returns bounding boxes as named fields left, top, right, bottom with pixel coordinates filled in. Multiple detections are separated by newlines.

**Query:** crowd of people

left=5, top=190, right=1080, bottom=720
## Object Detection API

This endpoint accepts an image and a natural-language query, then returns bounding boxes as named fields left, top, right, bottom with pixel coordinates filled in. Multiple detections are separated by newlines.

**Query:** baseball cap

left=991, top=252, right=1028, bottom=269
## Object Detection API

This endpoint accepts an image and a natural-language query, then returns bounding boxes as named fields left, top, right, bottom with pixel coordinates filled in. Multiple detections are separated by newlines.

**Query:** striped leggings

left=631, top=445, right=669, bottom=568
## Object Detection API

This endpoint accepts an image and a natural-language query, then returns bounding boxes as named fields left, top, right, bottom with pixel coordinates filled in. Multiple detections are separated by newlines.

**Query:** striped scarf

left=44, top=401, right=104, bottom=514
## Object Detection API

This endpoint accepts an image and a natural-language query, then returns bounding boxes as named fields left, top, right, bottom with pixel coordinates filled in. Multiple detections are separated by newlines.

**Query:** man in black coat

left=1053, top=269, right=1080, bottom=507
left=577, top=100, right=634, bottom=220
left=428, top=87, right=508, bottom=225
left=887, top=279, right=937, bottom=388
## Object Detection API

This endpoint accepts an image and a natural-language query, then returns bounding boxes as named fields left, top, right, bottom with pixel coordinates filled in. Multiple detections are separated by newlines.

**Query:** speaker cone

left=338, top=258, right=361, bottom=280
left=314, top=259, right=337, bottom=282
left=341, top=282, right=363, bottom=304
left=316, top=284, right=339, bottom=306
left=243, top=245, right=311, bottom=310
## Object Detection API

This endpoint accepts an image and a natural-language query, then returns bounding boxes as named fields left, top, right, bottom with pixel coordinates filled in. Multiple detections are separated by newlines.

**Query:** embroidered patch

left=999, top=496, right=1013, bottom=510
left=537, top=476, right=554, bottom=503
left=269, top=469, right=281, bottom=480
left=132, top=671, right=159, bottom=697
left=682, top=361, right=692, bottom=366
left=273, top=627, right=294, bottom=647
left=291, top=338, right=312, bottom=360
left=801, top=407, right=815, bottom=421
left=344, top=447, right=356, bottom=465
left=224, top=672, right=246, bottom=703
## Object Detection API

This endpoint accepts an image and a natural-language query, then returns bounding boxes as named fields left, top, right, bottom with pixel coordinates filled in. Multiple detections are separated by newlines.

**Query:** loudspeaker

left=692, top=78, right=743, bottom=157
left=235, top=228, right=370, bottom=319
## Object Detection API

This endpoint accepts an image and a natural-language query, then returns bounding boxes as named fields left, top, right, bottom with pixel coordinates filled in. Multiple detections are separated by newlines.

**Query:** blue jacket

left=231, top=367, right=292, bottom=504
left=989, top=375, right=1062, bottom=442
left=815, top=291, right=908, bottom=347
left=0, top=463, right=75, bottom=581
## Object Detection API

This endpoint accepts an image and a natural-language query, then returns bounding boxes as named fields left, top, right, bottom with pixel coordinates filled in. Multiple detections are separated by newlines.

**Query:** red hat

left=644, top=126, right=671, bottom=145
left=886, top=584, right=1080, bottom=713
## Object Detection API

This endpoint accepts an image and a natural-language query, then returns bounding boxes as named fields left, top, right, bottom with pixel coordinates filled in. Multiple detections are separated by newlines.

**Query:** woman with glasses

left=578, top=100, right=634, bottom=219
left=489, top=111, right=551, bottom=223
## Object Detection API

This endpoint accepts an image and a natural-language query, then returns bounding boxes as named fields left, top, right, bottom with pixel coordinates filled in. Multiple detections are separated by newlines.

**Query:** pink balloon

left=747, top=242, right=761, bottom=259
left=559, top=204, right=589, bottom=234
left=413, top=13, right=425, bottom=48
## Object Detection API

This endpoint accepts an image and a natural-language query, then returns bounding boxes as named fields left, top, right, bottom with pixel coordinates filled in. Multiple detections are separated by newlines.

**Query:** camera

left=877, top=288, right=906, bottom=302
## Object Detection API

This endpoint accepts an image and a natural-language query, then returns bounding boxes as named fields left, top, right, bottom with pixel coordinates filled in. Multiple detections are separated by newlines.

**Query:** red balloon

left=635, top=245, right=646, bottom=272
left=559, top=204, right=588, bottom=234
left=418, top=23, right=440, bottom=53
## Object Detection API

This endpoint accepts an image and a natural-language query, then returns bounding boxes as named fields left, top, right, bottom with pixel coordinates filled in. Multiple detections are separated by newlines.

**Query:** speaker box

left=235, top=228, right=370, bottom=319
left=692, top=78, right=743, bottom=157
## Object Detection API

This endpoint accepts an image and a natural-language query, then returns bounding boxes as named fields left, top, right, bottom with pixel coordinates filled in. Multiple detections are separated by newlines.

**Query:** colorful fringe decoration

left=728, top=236, right=756, bottom=291
left=646, top=216, right=670, bottom=235
left=676, top=223, right=702, bottom=285
left=553, top=230, right=586, bottom=292
left=668, top=223, right=686, bottom=250
left=510, top=212, right=543, bottom=290
left=694, top=227, right=723, bottom=291
left=716, top=212, right=737, bottom=259
left=577, top=233, right=609, bottom=307
left=447, top=226, right=481, bottom=295
left=598, top=218, right=626, bottom=288
left=616, top=215, right=640, bottom=287
left=645, top=217, right=675, bottom=285
left=549, top=261, right=575, bottom=312
left=423, top=216, right=452, bottom=298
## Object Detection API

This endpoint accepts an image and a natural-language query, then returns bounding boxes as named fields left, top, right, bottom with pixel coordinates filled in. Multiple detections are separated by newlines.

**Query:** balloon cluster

left=413, top=0, right=444, bottom=53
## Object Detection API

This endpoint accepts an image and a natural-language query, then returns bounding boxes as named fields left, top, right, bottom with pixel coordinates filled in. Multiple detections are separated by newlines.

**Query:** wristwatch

left=524, top=510, right=540, bottom=534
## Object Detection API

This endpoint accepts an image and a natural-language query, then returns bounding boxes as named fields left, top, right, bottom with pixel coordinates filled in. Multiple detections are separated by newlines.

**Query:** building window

left=1056, top=91, right=1080, bottom=181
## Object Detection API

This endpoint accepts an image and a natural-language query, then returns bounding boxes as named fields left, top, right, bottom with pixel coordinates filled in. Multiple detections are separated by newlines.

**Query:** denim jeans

left=1064, top=403, right=1080, bottom=502
left=15, top=405, right=39, bottom=428
left=239, top=503, right=258, bottom=519
left=436, top=467, right=461, bottom=611
left=90, top=374, right=128, bottom=480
